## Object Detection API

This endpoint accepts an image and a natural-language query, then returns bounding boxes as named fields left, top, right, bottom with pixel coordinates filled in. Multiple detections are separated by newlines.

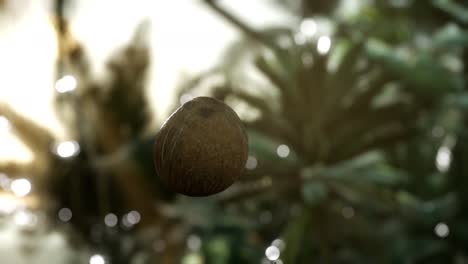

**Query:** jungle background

left=0, top=0, right=467, bottom=263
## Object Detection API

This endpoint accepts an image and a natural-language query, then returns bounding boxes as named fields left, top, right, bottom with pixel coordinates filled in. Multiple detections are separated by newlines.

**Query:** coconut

left=154, top=96, right=248, bottom=196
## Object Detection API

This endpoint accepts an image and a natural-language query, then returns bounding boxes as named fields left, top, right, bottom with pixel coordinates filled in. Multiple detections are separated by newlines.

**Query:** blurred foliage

left=175, top=0, right=468, bottom=263
left=1, top=0, right=468, bottom=263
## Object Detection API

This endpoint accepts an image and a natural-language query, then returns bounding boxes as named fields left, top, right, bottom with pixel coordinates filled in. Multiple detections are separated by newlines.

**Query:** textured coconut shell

left=154, top=97, right=248, bottom=196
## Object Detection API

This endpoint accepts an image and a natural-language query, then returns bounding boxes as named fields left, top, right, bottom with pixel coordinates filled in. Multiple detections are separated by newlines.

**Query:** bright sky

left=0, top=0, right=292, bottom=162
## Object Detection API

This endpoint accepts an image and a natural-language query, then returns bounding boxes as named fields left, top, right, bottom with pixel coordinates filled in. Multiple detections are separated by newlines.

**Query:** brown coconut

left=154, top=96, right=248, bottom=196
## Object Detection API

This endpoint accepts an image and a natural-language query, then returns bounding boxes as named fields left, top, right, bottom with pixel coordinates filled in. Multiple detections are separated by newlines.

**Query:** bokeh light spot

left=126, top=210, right=141, bottom=225
left=104, top=213, right=118, bottom=227
left=58, top=208, right=72, bottom=222
left=89, top=254, right=105, bottom=264
left=187, top=235, right=202, bottom=251
left=10, top=178, right=31, bottom=197
left=272, top=238, right=286, bottom=251
left=300, top=18, right=317, bottom=38
left=55, top=75, right=77, bottom=93
left=276, top=144, right=290, bottom=158
left=341, top=206, right=355, bottom=219
left=14, top=210, right=38, bottom=227
left=245, top=156, right=258, bottom=170
left=434, top=222, right=449, bottom=238
left=55, top=141, right=80, bottom=158
left=0, top=116, right=10, bottom=132
left=265, top=245, right=280, bottom=261
left=317, top=36, right=331, bottom=55
left=436, top=146, right=451, bottom=172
